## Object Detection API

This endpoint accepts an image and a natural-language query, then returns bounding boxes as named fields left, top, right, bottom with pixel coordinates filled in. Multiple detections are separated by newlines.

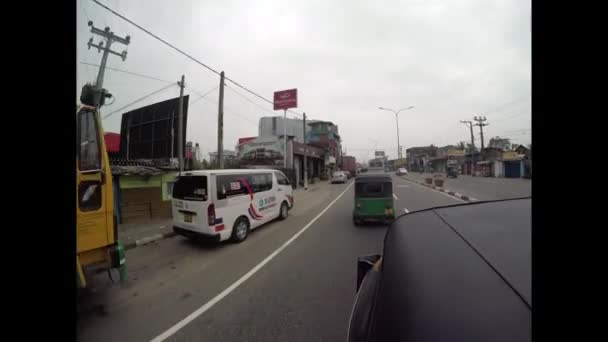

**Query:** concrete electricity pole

left=474, top=116, right=489, bottom=158
left=177, top=75, right=185, bottom=172
left=303, top=112, right=308, bottom=190
left=86, top=21, right=130, bottom=105
left=217, top=71, right=225, bottom=169
left=461, top=120, right=476, bottom=176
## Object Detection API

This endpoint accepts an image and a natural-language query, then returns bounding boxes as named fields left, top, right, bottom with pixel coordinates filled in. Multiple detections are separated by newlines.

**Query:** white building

left=258, top=116, right=318, bottom=143
left=209, top=150, right=237, bottom=165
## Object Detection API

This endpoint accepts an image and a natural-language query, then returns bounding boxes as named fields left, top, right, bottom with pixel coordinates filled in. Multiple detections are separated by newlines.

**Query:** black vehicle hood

left=370, top=198, right=531, bottom=342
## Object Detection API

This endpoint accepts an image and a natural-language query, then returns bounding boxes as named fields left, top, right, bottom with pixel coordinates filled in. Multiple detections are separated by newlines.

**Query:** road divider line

left=149, top=181, right=355, bottom=342
left=404, top=208, right=409, bottom=213
left=393, top=193, right=399, bottom=200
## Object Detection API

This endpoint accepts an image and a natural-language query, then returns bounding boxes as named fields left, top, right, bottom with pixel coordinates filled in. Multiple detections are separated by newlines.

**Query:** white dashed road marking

left=149, top=182, right=355, bottom=342
left=404, top=208, right=409, bottom=213
left=393, top=194, right=399, bottom=200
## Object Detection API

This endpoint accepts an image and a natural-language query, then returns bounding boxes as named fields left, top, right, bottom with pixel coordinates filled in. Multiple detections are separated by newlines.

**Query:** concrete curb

left=123, top=231, right=177, bottom=251
left=119, top=182, right=328, bottom=252
left=402, top=176, right=475, bottom=202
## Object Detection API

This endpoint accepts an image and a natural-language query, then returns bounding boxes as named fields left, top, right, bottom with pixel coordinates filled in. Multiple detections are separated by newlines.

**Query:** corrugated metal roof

left=110, top=165, right=164, bottom=176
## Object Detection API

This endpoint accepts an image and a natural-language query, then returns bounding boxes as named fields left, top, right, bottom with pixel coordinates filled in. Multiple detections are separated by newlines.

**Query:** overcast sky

left=77, top=0, right=530, bottom=163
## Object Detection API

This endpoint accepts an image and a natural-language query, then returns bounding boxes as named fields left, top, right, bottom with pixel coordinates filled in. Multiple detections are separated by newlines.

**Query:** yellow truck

left=76, top=98, right=125, bottom=289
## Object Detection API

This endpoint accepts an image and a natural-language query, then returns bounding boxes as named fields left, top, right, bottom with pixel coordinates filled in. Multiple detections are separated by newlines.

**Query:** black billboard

left=119, top=95, right=189, bottom=160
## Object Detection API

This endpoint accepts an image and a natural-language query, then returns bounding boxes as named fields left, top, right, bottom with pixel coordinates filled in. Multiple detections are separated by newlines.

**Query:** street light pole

left=379, top=106, right=414, bottom=168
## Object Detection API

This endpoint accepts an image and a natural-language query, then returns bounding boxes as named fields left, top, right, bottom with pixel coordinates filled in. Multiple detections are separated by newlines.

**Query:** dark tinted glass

left=355, top=182, right=392, bottom=198
left=275, top=172, right=290, bottom=185
left=216, top=174, right=248, bottom=200
left=174, top=175, right=208, bottom=201
left=77, top=109, right=101, bottom=171
left=78, top=181, right=102, bottom=211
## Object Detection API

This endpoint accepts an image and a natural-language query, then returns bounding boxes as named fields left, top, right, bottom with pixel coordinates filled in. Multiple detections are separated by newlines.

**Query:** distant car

left=447, top=167, right=458, bottom=178
left=344, top=171, right=353, bottom=179
left=331, top=171, right=347, bottom=184
left=396, top=167, right=408, bottom=176
left=348, top=198, right=531, bottom=342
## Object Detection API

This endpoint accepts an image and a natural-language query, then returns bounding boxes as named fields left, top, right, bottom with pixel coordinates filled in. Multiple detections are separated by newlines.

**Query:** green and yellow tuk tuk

left=353, top=174, right=395, bottom=225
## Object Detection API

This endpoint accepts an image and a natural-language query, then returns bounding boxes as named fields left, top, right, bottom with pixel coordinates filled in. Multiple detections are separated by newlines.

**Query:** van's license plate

left=184, top=213, right=193, bottom=223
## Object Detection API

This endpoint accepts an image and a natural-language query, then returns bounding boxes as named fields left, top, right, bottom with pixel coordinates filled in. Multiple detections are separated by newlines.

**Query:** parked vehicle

left=77, top=99, right=125, bottom=289
left=171, top=169, right=294, bottom=243
left=396, top=167, right=408, bottom=176
left=348, top=198, right=531, bottom=342
left=344, top=171, right=352, bottom=179
left=447, top=166, right=458, bottom=178
left=331, top=171, right=348, bottom=184
left=353, top=174, right=394, bottom=225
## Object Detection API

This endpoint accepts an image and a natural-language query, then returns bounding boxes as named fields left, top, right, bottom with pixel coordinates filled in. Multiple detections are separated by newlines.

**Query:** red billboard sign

left=273, top=88, right=298, bottom=110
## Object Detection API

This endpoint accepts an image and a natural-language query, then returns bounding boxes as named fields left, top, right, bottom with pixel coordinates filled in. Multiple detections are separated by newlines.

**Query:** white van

left=171, top=169, right=294, bottom=243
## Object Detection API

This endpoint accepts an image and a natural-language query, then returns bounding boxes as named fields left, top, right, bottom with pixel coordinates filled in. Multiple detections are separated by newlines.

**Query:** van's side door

left=241, top=173, right=276, bottom=225
left=216, top=173, right=250, bottom=230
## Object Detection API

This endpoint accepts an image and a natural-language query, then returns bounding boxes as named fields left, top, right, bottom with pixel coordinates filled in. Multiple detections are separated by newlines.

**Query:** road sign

left=273, top=89, right=298, bottom=110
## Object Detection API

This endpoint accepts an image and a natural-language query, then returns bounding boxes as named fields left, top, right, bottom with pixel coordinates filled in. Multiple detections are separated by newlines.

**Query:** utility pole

left=474, top=116, right=489, bottom=160
left=217, top=71, right=225, bottom=169
left=177, top=75, right=185, bottom=172
left=303, top=112, right=308, bottom=190
left=283, top=109, right=288, bottom=168
left=461, top=120, right=476, bottom=176
left=86, top=21, right=130, bottom=106
left=379, top=106, right=414, bottom=168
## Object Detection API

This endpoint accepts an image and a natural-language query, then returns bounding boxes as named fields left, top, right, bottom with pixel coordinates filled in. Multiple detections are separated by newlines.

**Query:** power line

left=187, top=85, right=219, bottom=105
left=102, top=82, right=177, bottom=119
left=483, top=94, right=531, bottom=116
left=225, top=84, right=300, bottom=119
left=501, top=128, right=532, bottom=133
left=80, top=0, right=91, bottom=21
left=197, top=95, right=259, bottom=128
left=225, top=84, right=276, bottom=116
left=492, top=109, right=530, bottom=123
left=91, top=0, right=304, bottom=118
left=80, top=61, right=174, bottom=84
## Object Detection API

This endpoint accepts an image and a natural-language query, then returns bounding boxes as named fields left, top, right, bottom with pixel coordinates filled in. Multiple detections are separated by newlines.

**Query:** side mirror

left=357, top=254, right=381, bottom=291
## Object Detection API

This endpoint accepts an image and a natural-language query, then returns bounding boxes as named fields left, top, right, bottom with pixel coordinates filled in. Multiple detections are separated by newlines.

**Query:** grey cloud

left=78, top=0, right=530, bottom=163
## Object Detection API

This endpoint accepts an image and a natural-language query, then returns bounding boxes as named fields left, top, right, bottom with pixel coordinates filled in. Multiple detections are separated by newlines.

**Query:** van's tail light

left=208, top=204, right=216, bottom=225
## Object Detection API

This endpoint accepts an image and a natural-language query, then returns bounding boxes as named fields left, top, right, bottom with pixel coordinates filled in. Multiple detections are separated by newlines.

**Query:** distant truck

left=342, top=156, right=357, bottom=175
left=368, top=158, right=385, bottom=173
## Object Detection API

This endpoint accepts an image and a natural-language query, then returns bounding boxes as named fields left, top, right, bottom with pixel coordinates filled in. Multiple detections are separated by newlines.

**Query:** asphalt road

left=77, top=174, right=462, bottom=342
left=404, top=172, right=531, bottom=201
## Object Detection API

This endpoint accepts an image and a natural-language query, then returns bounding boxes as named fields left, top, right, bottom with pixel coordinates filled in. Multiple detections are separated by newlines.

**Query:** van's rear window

left=173, top=176, right=208, bottom=201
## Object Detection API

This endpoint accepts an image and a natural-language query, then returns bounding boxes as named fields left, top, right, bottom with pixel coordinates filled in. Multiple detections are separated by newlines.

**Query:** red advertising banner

left=273, top=88, right=298, bottom=110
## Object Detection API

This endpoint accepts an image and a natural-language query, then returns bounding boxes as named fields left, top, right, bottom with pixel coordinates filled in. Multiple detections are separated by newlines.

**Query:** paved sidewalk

left=117, top=180, right=338, bottom=250
left=118, top=219, right=175, bottom=251
left=403, top=172, right=531, bottom=201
